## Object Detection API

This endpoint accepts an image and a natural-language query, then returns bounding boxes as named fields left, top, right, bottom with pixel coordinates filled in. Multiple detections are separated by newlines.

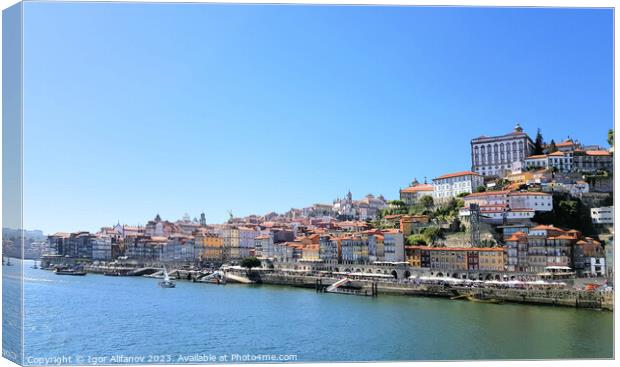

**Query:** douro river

left=5, top=259, right=613, bottom=363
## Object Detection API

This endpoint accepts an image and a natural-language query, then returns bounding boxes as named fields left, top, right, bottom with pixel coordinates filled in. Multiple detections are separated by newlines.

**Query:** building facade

left=470, top=123, right=535, bottom=177
left=432, top=171, right=484, bottom=203
left=399, top=183, right=434, bottom=205
left=591, top=206, right=614, bottom=225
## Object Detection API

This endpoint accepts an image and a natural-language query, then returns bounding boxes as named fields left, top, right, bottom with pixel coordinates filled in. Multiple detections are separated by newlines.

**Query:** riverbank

left=249, top=271, right=614, bottom=310
left=36, top=258, right=614, bottom=310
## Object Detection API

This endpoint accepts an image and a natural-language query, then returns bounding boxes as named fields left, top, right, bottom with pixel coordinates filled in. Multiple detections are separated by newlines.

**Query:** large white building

left=432, top=171, right=484, bottom=203
left=591, top=207, right=614, bottom=225
left=470, top=123, right=535, bottom=177
left=459, top=190, right=553, bottom=223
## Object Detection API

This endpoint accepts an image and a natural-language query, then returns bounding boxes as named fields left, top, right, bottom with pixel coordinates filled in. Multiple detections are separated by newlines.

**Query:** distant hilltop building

left=399, top=178, right=433, bottom=205
left=470, top=123, right=534, bottom=177
left=332, top=191, right=387, bottom=220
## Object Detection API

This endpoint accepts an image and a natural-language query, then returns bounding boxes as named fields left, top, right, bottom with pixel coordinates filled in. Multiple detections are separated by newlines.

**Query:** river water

left=3, top=259, right=614, bottom=364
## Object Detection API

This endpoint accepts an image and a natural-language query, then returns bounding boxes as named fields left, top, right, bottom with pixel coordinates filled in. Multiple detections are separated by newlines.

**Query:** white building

left=432, top=171, right=484, bottom=203
left=238, top=226, right=260, bottom=258
left=524, top=151, right=573, bottom=172
left=91, top=236, right=112, bottom=261
left=470, top=123, right=535, bottom=177
left=591, top=207, right=614, bottom=225
left=459, top=190, right=552, bottom=223
left=542, top=180, right=589, bottom=197
left=382, top=230, right=404, bottom=262
left=508, top=192, right=553, bottom=211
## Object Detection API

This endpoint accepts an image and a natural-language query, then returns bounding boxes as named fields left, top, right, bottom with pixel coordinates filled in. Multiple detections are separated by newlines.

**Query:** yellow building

left=195, top=232, right=224, bottom=261
left=302, top=244, right=320, bottom=261
left=478, top=249, right=505, bottom=271
left=405, top=246, right=422, bottom=267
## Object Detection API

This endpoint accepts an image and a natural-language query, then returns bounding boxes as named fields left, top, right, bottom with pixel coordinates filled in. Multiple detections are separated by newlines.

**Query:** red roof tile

left=435, top=171, right=481, bottom=180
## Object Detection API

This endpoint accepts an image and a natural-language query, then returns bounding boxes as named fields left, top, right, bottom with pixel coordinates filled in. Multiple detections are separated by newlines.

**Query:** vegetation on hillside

left=532, top=193, right=595, bottom=235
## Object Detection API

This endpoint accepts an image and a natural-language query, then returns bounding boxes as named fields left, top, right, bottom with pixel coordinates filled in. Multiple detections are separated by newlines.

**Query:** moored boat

left=54, top=268, right=87, bottom=276
left=465, top=294, right=502, bottom=304
left=158, top=267, right=176, bottom=288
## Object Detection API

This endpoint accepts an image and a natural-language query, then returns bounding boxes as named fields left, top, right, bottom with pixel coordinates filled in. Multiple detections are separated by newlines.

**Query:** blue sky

left=21, top=2, right=613, bottom=233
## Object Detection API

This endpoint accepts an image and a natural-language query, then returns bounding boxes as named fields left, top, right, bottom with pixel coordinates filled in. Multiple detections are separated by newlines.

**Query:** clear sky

left=21, top=2, right=613, bottom=234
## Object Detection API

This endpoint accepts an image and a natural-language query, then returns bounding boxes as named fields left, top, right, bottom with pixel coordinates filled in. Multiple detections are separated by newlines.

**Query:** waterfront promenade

left=39, top=257, right=614, bottom=310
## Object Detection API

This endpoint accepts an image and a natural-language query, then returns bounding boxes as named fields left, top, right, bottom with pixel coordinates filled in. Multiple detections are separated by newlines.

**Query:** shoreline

left=27, top=258, right=613, bottom=311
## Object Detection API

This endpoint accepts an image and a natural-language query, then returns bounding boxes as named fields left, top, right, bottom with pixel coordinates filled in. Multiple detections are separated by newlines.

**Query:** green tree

left=534, top=128, right=544, bottom=155
left=533, top=193, right=595, bottom=235
left=548, top=139, right=557, bottom=153
left=421, top=226, right=442, bottom=244
left=608, top=129, right=614, bottom=147
left=240, top=257, right=261, bottom=272
left=406, top=234, right=427, bottom=246
left=494, top=178, right=510, bottom=190
left=475, top=185, right=486, bottom=193
left=420, top=195, right=434, bottom=209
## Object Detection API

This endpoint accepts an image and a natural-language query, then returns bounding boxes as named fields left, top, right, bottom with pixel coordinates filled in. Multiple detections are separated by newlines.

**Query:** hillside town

left=4, top=124, right=614, bottom=287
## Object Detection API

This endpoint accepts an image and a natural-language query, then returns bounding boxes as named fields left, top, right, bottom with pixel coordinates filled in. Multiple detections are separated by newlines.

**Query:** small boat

left=465, top=293, right=502, bottom=304
left=54, top=267, right=87, bottom=276
left=158, top=267, right=176, bottom=288
left=32, top=261, right=39, bottom=269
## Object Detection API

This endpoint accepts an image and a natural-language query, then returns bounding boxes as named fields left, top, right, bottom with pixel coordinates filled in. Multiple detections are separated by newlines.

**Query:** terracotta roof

left=530, top=225, right=563, bottom=232
left=509, top=191, right=551, bottom=196
left=555, top=140, right=574, bottom=147
left=548, top=151, right=565, bottom=156
left=400, top=184, right=433, bottom=193
left=434, top=171, right=481, bottom=180
left=585, top=150, right=611, bottom=156
left=505, top=232, right=528, bottom=241
left=383, top=214, right=403, bottom=219
left=464, top=190, right=511, bottom=198
left=526, top=154, right=547, bottom=159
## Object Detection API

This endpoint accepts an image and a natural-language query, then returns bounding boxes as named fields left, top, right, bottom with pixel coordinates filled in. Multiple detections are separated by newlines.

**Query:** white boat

left=158, top=267, right=176, bottom=288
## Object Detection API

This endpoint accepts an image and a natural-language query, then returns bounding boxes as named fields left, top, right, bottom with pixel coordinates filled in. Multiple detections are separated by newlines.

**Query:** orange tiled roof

left=509, top=191, right=551, bottom=196
left=400, top=184, right=433, bottom=193
left=435, top=171, right=480, bottom=180
left=585, top=150, right=611, bottom=156
left=530, top=224, right=563, bottom=231
left=464, top=190, right=511, bottom=198
left=526, top=154, right=547, bottom=159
